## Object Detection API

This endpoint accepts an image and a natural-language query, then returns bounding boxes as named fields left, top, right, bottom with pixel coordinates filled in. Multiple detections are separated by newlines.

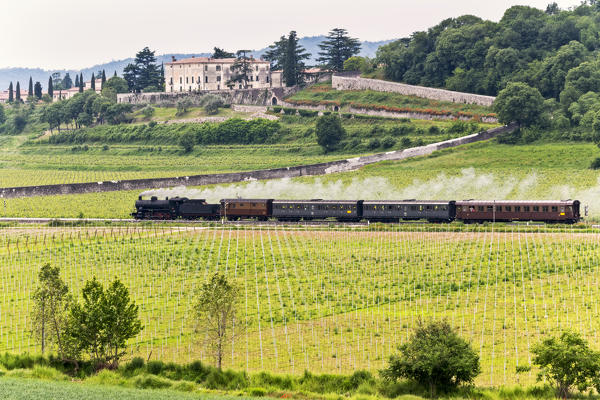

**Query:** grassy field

left=1, top=225, right=599, bottom=387
left=0, top=375, right=262, bottom=400
left=285, top=82, right=495, bottom=118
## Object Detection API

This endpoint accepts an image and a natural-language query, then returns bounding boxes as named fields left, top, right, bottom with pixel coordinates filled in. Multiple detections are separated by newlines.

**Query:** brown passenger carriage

left=220, top=199, right=273, bottom=220
left=455, top=200, right=580, bottom=223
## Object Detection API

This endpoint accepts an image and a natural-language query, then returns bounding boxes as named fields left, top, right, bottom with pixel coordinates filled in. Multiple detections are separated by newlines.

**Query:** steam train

left=132, top=196, right=581, bottom=224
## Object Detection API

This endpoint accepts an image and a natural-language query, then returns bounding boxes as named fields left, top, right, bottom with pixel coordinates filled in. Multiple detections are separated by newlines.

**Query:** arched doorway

left=272, top=97, right=278, bottom=105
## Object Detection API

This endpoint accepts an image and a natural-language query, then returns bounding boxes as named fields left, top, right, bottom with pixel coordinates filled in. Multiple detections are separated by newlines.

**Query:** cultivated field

left=1, top=224, right=598, bottom=386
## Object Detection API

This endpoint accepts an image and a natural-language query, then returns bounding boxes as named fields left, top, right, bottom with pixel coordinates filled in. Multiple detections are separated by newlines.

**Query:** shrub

left=126, top=357, right=145, bottom=371
left=248, top=387, right=267, bottom=397
left=298, top=109, right=318, bottom=117
left=148, top=121, right=157, bottom=128
left=400, top=137, right=412, bottom=147
left=497, top=129, right=522, bottom=144
left=134, top=374, right=173, bottom=389
left=521, top=128, right=541, bottom=143
left=428, top=125, right=440, bottom=134
left=341, top=113, right=353, bottom=119
left=176, top=98, right=193, bottom=116
left=102, top=144, right=109, bottom=151
left=141, top=105, right=155, bottom=119
left=367, top=138, right=381, bottom=150
left=272, top=106, right=282, bottom=113
left=590, top=157, right=600, bottom=170
left=315, top=114, right=346, bottom=152
left=179, top=131, right=196, bottom=153
left=147, top=360, right=164, bottom=375
left=345, top=138, right=362, bottom=151
left=381, top=136, right=396, bottom=149
left=201, top=95, right=224, bottom=115
left=322, top=111, right=331, bottom=116
left=381, top=320, right=480, bottom=397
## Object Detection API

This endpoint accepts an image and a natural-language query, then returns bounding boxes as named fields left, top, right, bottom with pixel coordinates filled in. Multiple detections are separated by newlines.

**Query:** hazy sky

left=0, top=0, right=583, bottom=70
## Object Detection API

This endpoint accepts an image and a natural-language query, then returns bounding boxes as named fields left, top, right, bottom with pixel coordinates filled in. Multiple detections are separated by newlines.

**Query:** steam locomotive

left=132, top=196, right=581, bottom=224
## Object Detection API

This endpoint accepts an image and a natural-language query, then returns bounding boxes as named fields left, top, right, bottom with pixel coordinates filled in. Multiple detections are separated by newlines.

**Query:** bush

left=272, top=106, right=282, bottom=113
left=590, top=157, right=600, bottom=170
left=389, top=125, right=413, bottom=136
left=141, top=105, right=155, bottom=119
left=367, top=138, right=381, bottom=150
left=521, top=128, right=541, bottom=143
left=400, top=137, right=412, bottom=147
left=126, top=357, right=145, bottom=371
left=315, top=114, right=346, bottom=152
left=201, top=94, right=224, bottom=115
left=381, top=136, right=396, bottom=149
left=344, top=138, right=362, bottom=151
left=134, top=374, right=173, bottom=389
left=247, top=387, right=267, bottom=397
left=428, top=125, right=440, bottom=134
left=176, top=98, right=193, bottom=116
left=381, top=320, right=480, bottom=397
left=341, top=113, right=353, bottom=119
left=148, top=121, right=157, bottom=128
left=497, top=129, right=522, bottom=144
left=282, top=107, right=297, bottom=115
left=298, top=109, right=318, bottom=117
left=146, top=360, right=164, bottom=375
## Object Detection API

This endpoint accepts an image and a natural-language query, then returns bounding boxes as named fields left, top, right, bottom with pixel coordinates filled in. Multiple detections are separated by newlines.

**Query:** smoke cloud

left=142, top=168, right=599, bottom=216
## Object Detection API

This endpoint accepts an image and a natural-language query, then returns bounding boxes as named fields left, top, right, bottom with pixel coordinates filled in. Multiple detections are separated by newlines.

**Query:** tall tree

left=227, top=50, right=252, bottom=89
left=0, top=104, right=5, bottom=124
left=63, top=73, right=73, bottom=89
left=212, top=47, right=235, bottom=59
left=123, top=47, right=161, bottom=92
left=51, top=72, right=63, bottom=90
left=31, top=264, right=73, bottom=358
left=264, top=35, right=287, bottom=71
left=74, top=74, right=79, bottom=88
left=15, top=82, right=21, bottom=102
left=90, top=73, right=96, bottom=91
left=48, top=77, right=54, bottom=97
left=159, top=64, right=164, bottom=90
left=79, top=73, right=84, bottom=93
left=28, top=77, right=33, bottom=97
left=317, top=28, right=361, bottom=72
left=101, top=70, right=106, bottom=85
left=283, top=31, right=311, bottom=86
left=113, top=71, right=117, bottom=77
left=34, top=82, right=42, bottom=99
left=8, top=82, right=13, bottom=103
left=194, top=273, right=239, bottom=370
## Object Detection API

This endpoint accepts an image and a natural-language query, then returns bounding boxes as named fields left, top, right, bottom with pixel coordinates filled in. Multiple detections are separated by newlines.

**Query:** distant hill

left=0, top=36, right=394, bottom=91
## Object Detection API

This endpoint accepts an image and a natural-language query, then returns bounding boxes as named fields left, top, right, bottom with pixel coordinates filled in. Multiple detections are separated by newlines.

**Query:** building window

left=256, top=76, right=259, bottom=82
left=204, top=65, right=208, bottom=71
left=186, top=77, right=188, bottom=83
left=179, top=86, right=182, bottom=92
left=205, top=76, right=208, bottom=83
left=198, top=76, right=200, bottom=83
left=216, top=65, right=221, bottom=71
left=191, top=76, right=194, bottom=83
left=217, top=76, right=221, bottom=82
left=266, top=76, right=269, bottom=83
left=179, top=77, right=182, bottom=83
left=169, top=78, right=173, bottom=84
left=239, top=84, right=242, bottom=89
left=250, top=76, right=253, bottom=81
left=256, top=65, right=259, bottom=71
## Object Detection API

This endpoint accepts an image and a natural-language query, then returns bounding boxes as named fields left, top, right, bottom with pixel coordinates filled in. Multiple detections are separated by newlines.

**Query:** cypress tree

left=63, top=73, right=73, bottom=89
left=28, top=77, right=33, bottom=97
left=101, top=70, right=106, bottom=85
left=74, top=74, right=79, bottom=88
left=15, top=82, right=21, bottom=102
left=79, top=73, right=84, bottom=93
left=91, top=73, right=95, bottom=91
left=113, top=71, right=117, bottom=77
left=34, top=82, right=42, bottom=99
left=8, top=82, right=13, bottom=103
left=48, top=77, right=54, bottom=97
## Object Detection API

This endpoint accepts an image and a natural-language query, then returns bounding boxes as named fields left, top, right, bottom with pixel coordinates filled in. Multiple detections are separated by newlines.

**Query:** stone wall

left=117, top=86, right=300, bottom=107
left=332, top=75, right=495, bottom=106
left=0, top=123, right=517, bottom=199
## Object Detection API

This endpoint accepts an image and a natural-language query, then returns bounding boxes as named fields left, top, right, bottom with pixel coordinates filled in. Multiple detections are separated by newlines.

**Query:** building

left=165, top=56, right=282, bottom=92
left=52, top=79, right=104, bottom=101
left=0, top=90, right=29, bottom=103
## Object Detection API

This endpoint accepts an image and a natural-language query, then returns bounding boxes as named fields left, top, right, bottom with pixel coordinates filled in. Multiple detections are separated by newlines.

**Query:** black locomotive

left=132, top=196, right=580, bottom=224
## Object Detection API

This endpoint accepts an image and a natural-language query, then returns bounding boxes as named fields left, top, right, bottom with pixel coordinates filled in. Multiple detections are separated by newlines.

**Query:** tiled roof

left=167, top=57, right=269, bottom=65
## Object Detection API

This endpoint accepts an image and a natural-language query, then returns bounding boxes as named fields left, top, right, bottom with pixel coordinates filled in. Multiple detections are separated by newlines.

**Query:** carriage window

left=505, top=206, right=511, bottom=212
left=487, top=206, right=493, bottom=211
left=567, top=206, right=572, bottom=211
left=542, top=206, right=549, bottom=212
left=560, top=207, right=565, bottom=212
left=478, top=206, right=484, bottom=212
left=419, top=206, right=424, bottom=211
left=497, top=206, right=502, bottom=212
left=515, top=206, right=521, bottom=212
left=533, top=206, right=539, bottom=212
left=388, top=206, right=393, bottom=210
left=252, top=203, right=256, bottom=207
left=524, top=206, right=530, bottom=212
left=552, top=206, right=558, bottom=212
left=463, top=206, right=467, bottom=212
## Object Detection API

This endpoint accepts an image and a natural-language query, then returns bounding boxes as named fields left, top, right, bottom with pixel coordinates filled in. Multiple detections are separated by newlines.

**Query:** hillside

left=0, top=37, right=394, bottom=91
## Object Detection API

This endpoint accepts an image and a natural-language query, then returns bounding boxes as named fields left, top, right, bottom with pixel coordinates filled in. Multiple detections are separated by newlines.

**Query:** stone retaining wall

left=0, top=123, right=517, bottom=199
left=332, top=75, right=495, bottom=106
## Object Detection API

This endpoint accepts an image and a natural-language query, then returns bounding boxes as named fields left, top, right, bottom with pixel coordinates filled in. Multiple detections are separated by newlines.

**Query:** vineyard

left=1, top=224, right=599, bottom=386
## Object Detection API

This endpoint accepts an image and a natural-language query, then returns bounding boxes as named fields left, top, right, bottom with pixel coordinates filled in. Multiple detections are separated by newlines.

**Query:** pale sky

left=0, top=0, right=583, bottom=70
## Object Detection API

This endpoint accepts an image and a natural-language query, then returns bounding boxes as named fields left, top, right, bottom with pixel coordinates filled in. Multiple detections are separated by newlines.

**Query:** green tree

left=123, top=47, right=162, bottom=92
left=90, top=73, right=96, bottom=91
left=141, top=105, right=155, bottom=119
left=67, top=277, right=142, bottom=368
left=103, top=76, right=129, bottom=94
left=381, top=320, right=480, bottom=397
left=494, top=82, right=544, bottom=126
left=212, top=47, right=235, bottom=58
left=48, top=77, right=54, bottom=97
left=200, top=94, right=224, bottom=115
left=283, top=31, right=310, bottom=86
left=194, top=273, right=239, bottom=369
left=317, top=28, right=361, bottom=72
left=28, top=77, right=33, bottom=97
left=176, top=98, right=193, bottom=116
left=532, top=331, right=600, bottom=398
left=63, top=73, right=73, bottom=89
left=74, top=74, right=79, bottom=88
left=228, top=50, right=253, bottom=89
left=179, top=130, right=196, bottom=153
left=51, top=72, right=63, bottom=90
left=8, top=82, right=13, bottom=103
left=79, top=73, right=84, bottom=93
left=15, top=82, right=21, bottom=102
left=0, top=104, right=5, bottom=124
left=31, top=264, right=74, bottom=359
left=101, top=70, right=106, bottom=85
left=315, top=114, right=346, bottom=152
left=264, top=35, right=287, bottom=70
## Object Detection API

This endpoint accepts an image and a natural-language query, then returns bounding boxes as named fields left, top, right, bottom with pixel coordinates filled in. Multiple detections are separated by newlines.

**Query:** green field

left=285, top=82, right=495, bottom=118
left=0, top=375, right=262, bottom=400
left=1, top=224, right=599, bottom=387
